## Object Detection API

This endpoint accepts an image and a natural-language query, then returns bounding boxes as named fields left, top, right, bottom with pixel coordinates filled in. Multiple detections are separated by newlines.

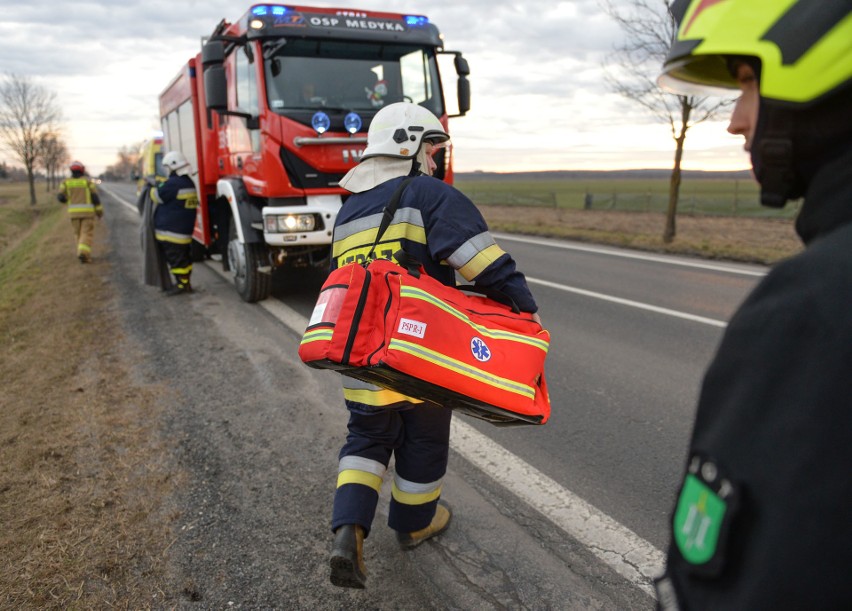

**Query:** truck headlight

left=265, top=214, right=316, bottom=233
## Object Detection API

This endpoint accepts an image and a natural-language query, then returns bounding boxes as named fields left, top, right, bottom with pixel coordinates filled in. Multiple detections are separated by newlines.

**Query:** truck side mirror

left=455, top=55, right=471, bottom=116
left=202, top=41, right=228, bottom=112
left=457, top=76, right=471, bottom=116
left=201, top=40, right=225, bottom=66
left=454, top=55, right=470, bottom=77
left=205, top=65, right=228, bottom=111
left=438, top=51, right=472, bottom=118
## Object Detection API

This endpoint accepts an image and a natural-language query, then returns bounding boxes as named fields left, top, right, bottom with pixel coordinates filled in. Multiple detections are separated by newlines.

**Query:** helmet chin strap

left=754, top=104, right=799, bottom=208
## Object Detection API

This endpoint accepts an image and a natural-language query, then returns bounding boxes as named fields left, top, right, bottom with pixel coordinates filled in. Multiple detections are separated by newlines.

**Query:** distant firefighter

left=57, top=160, right=102, bottom=263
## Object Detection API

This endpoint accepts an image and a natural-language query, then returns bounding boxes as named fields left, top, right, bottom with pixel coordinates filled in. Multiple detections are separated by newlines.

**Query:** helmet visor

left=658, top=56, right=741, bottom=98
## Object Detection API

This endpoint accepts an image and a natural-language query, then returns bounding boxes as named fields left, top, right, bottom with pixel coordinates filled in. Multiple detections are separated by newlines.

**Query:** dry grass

left=0, top=183, right=179, bottom=609
left=481, top=206, right=803, bottom=265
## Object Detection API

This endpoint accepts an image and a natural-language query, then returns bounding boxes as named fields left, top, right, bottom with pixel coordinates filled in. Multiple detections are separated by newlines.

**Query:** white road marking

left=451, top=420, right=664, bottom=597
left=527, top=276, right=728, bottom=328
left=494, top=232, right=767, bottom=277
left=100, top=185, right=138, bottom=213
left=104, top=184, right=665, bottom=596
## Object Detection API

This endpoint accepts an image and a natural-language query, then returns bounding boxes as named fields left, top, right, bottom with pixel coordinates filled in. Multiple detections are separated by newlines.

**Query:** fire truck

left=159, top=4, right=470, bottom=302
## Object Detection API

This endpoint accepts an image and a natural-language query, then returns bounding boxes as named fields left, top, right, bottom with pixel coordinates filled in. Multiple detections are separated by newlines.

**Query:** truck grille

left=280, top=148, right=345, bottom=189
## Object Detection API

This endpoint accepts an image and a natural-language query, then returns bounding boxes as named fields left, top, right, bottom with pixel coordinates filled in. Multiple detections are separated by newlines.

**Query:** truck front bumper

left=260, top=194, right=341, bottom=247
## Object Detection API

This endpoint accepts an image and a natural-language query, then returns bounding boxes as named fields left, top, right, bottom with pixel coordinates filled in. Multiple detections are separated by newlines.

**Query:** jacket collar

left=339, top=157, right=415, bottom=193
left=795, top=146, right=852, bottom=245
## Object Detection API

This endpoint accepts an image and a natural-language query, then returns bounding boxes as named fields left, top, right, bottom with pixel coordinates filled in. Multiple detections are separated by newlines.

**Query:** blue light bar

left=404, top=15, right=429, bottom=27
left=312, top=112, right=331, bottom=135
left=252, top=6, right=269, bottom=16
left=272, top=6, right=287, bottom=15
left=344, top=113, right=363, bottom=135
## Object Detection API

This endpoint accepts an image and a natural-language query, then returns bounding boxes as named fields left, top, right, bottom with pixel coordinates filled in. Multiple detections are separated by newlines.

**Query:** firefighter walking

left=327, top=102, right=541, bottom=589
left=152, top=151, right=198, bottom=296
left=57, top=161, right=102, bottom=263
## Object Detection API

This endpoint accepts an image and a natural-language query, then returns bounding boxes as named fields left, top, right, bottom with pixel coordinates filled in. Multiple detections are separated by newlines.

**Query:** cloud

left=0, top=0, right=747, bottom=175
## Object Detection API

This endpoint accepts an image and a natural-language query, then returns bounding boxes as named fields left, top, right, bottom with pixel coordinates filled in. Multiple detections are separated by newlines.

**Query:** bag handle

left=457, top=284, right=521, bottom=314
left=367, top=176, right=415, bottom=260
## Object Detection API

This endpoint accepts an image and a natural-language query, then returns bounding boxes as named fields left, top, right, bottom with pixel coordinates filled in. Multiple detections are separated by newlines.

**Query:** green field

left=454, top=174, right=800, bottom=219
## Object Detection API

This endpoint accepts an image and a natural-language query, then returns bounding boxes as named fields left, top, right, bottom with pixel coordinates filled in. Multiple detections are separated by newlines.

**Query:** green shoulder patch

left=672, top=454, right=739, bottom=577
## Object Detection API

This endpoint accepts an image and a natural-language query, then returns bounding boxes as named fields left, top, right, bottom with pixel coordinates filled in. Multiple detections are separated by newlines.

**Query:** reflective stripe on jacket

left=59, top=177, right=101, bottom=218
left=152, top=174, right=198, bottom=241
left=332, top=175, right=538, bottom=313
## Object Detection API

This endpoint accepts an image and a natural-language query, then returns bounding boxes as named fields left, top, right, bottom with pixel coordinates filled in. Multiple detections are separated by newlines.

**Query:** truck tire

left=227, top=217, right=272, bottom=303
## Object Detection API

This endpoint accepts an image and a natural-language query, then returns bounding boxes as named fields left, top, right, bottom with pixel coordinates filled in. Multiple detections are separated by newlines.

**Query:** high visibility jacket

left=152, top=174, right=198, bottom=244
left=58, top=177, right=101, bottom=219
left=332, top=174, right=538, bottom=313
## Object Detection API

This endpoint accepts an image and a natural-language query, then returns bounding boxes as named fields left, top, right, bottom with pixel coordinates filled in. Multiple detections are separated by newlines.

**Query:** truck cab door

left=230, top=45, right=263, bottom=178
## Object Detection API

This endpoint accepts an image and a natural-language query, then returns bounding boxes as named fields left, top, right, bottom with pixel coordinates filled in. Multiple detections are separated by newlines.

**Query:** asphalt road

left=98, top=182, right=762, bottom=609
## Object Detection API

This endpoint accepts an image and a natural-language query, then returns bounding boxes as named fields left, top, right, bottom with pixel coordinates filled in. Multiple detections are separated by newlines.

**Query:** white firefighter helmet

left=339, top=103, right=450, bottom=193
left=162, top=151, right=191, bottom=176
left=361, top=102, right=449, bottom=161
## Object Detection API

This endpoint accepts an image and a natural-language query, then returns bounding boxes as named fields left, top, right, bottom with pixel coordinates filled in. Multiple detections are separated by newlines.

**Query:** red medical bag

left=298, top=257, right=551, bottom=426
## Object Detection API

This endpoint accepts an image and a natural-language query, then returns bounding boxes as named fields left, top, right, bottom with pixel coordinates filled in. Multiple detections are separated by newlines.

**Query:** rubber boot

left=396, top=500, right=452, bottom=550
left=165, top=274, right=192, bottom=296
left=329, top=524, right=367, bottom=589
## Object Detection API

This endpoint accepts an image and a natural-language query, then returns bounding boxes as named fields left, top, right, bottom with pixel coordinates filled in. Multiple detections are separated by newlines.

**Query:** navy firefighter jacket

left=332, top=175, right=538, bottom=313
left=152, top=174, right=198, bottom=239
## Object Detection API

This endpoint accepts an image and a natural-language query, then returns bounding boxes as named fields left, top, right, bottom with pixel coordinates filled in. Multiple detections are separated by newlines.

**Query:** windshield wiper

left=263, top=39, right=288, bottom=59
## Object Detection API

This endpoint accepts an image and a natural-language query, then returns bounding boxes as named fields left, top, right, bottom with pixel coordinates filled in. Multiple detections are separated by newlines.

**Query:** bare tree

left=104, top=144, right=141, bottom=181
left=601, top=0, right=732, bottom=243
left=38, top=132, right=69, bottom=191
left=0, top=73, right=62, bottom=205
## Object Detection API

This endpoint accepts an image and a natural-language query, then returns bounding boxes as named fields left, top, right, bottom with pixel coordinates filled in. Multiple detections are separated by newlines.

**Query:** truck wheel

left=227, top=217, right=272, bottom=303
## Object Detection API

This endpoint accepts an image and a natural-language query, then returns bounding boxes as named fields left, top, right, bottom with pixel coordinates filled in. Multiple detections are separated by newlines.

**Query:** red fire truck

left=159, top=4, right=470, bottom=302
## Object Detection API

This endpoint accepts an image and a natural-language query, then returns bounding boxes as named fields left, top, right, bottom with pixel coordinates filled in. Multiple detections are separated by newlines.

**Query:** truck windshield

left=264, top=40, right=444, bottom=118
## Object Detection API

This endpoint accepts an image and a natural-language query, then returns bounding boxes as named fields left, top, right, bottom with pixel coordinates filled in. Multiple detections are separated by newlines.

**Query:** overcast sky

left=0, top=0, right=749, bottom=176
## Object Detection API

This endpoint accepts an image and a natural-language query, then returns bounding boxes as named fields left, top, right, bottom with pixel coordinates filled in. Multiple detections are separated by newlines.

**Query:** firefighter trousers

left=70, top=217, right=95, bottom=260
left=332, top=402, right=452, bottom=536
left=157, top=240, right=193, bottom=286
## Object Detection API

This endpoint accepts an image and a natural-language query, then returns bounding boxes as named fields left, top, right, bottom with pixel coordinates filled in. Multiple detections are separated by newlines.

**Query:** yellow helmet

left=659, top=0, right=852, bottom=105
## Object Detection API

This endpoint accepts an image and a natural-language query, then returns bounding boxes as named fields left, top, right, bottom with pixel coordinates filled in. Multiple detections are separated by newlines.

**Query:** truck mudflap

left=262, top=194, right=341, bottom=247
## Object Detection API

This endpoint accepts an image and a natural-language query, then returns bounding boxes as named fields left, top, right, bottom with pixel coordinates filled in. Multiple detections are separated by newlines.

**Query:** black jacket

left=332, top=175, right=537, bottom=313
left=657, top=148, right=852, bottom=609
left=152, top=174, right=198, bottom=237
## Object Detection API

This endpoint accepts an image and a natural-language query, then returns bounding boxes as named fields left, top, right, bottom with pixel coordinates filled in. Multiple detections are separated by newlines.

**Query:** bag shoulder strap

left=367, top=176, right=415, bottom=260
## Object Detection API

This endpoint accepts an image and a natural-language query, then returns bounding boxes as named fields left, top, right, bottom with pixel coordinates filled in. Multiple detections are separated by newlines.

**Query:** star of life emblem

left=470, top=336, right=491, bottom=362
